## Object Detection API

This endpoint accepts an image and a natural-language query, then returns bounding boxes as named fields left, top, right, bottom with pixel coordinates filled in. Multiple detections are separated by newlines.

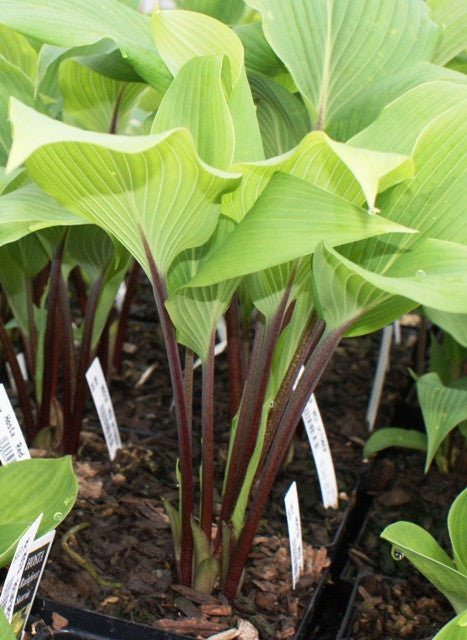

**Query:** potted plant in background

left=0, top=0, right=466, bottom=636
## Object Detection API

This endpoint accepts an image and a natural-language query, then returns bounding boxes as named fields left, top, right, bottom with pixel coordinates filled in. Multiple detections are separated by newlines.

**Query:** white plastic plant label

left=302, top=394, right=339, bottom=509
left=0, top=514, right=42, bottom=624
left=6, top=353, right=28, bottom=396
left=86, top=358, right=122, bottom=460
left=0, top=384, right=30, bottom=464
left=292, top=368, right=338, bottom=509
left=193, top=317, right=228, bottom=370
left=284, top=482, right=303, bottom=589
left=9, top=530, right=55, bottom=639
left=366, top=324, right=393, bottom=431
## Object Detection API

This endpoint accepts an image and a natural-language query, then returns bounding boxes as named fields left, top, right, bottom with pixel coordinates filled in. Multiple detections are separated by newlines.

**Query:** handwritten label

left=0, top=515, right=42, bottom=624
left=0, top=384, right=30, bottom=464
left=284, top=482, right=303, bottom=589
left=86, top=358, right=122, bottom=460
left=302, top=394, right=338, bottom=509
left=9, top=530, right=55, bottom=639
left=366, top=324, right=393, bottom=431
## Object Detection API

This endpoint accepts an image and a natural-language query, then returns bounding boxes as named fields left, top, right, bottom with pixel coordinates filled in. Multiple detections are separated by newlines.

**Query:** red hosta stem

left=201, top=331, right=216, bottom=541
left=223, top=328, right=343, bottom=601
left=70, top=266, right=88, bottom=315
left=225, top=295, right=244, bottom=418
left=58, top=273, right=75, bottom=456
left=0, top=317, right=35, bottom=442
left=184, top=348, right=194, bottom=435
left=64, top=271, right=106, bottom=454
left=140, top=233, right=193, bottom=586
left=219, top=276, right=296, bottom=529
left=113, top=261, right=140, bottom=373
left=39, top=240, right=65, bottom=432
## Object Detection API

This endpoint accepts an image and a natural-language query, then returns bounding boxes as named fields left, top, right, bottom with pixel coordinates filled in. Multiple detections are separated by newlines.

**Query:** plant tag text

left=284, top=482, right=303, bottom=589
left=11, top=530, right=55, bottom=639
left=302, top=394, right=338, bottom=509
left=0, top=384, right=30, bottom=464
left=0, top=514, right=42, bottom=624
left=86, top=358, right=122, bottom=460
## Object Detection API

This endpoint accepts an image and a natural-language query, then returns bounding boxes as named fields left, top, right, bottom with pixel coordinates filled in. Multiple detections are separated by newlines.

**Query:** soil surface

left=12, top=283, right=462, bottom=640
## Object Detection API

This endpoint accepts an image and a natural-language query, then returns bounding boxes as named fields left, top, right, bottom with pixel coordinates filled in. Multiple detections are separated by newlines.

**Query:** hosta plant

left=0, top=0, right=466, bottom=603
left=382, top=487, right=467, bottom=639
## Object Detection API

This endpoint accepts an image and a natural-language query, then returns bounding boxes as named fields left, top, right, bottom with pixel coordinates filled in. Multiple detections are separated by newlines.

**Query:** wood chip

left=171, top=584, right=219, bottom=604
left=200, top=604, right=232, bottom=617
left=205, top=628, right=240, bottom=640
left=155, top=618, right=228, bottom=636
left=237, top=619, right=259, bottom=640
left=51, top=612, right=69, bottom=630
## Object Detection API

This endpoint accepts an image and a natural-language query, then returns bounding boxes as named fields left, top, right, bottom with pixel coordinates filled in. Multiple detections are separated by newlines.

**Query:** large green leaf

left=0, top=58, right=35, bottom=164
left=222, top=130, right=413, bottom=223
left=424, top=309, right=467, bottom=349
left=433, top=611, right=467, bottom=640
left=151, top=6, right=263, bottom=163
left=0, top=457, right=77, bottom=567
left=381, top=521, right=467, bottom=615
left=449, top=489, right=467, bottom=576
left=166, top=219, right=239, bottom=360
left=416, top=373, right=467, bottom=472
left=235, top=22, right=284, bottom=77
left=0, top=0, right=172, bottom=92
left=247, top=0, right=439, bottom=135
left=175, top=0, right=246, bottom=24
left=428, top=0, right=467, bottom=65
left=7, top=99, right=240, bottom=279
left=0, top=184, right=85, bottom=247
left=59, top=59, right=148, bottom=133
left=152, top=55, right=235, bottom=169
left=248, top=71, right=311, bottom=157
left=190, top=172, right=413, bottom=286
left=0, top=24, right=37, bottom=81
left=320, top=239, right=467, bottom=316
left=0, top=606, right=15, bottom=640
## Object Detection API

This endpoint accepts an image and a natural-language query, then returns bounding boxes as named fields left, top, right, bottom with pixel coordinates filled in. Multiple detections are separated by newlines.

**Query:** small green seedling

left=381, top=487, right=467, bottom=639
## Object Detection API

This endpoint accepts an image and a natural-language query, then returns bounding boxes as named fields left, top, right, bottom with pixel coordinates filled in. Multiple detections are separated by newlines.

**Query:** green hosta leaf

left=235, top=22, right=284, bottom=77
left=0, top=184, right=85, bottom=247
left=166, top=222, right=239, bottom=360
left=0, top=234, right=50, bottom=337
left=151, top=6, right=243, bottom=86
left=152, top=55, right=235, bottom=169
left=191, top=172, right=413, bottom=286
left=0, top=457, right=77, bottom=567
left=449, top=488, right=467, bottom=576
left=351, top=81, right=467, bottom=155
left=59, top=59, right=147, bottom=133
left=312, top=242, right=416, bottom=336
left=0, top=606, right=15, bottom=640
left=363, top=428, right=427, bottom=459
left=322, top=239, right=467, bottom=315
left=433, top=611, right=467, bottom=640
left=0, top=58, right=35, bottom=164
left=428, top=0, right=467, bottom=65
left=7, top=99, right=240, bottom=279
left=0, top=24, right=37, bottom=81
left=381, top=521, right=467, bottom=615
left=332, top=62, right=466, bottom=142
left=0, top=167, right=25, bottom=195
left=222, top=130, right=413, bottom=223
left=248, top=71, right=311, bottom=157
left=0, top=0, right=171, bottom=92
left=424, top=309, right=467, bottom=349
left=247, top=0, right=438, bottom=134
left=151, top=7, right=263, bottom=163
left=416, top=373, right=467, bottom=472
left=176, top=0, right=246, bottom=24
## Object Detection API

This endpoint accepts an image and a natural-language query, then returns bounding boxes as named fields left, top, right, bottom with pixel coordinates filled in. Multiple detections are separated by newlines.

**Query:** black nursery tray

left=29, top=598, right=192, bottom=640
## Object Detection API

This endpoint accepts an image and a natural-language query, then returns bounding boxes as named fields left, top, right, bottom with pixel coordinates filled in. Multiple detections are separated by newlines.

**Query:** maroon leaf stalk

left=141, top=232, right=194, bottom=586
left=200, top=330, right=216, bottom=541
left=223, top=326, right=345, bottom=601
